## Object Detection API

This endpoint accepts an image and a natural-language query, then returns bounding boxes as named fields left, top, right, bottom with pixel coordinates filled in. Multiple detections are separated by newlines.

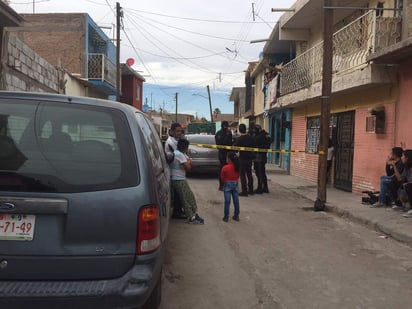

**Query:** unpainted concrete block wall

left=1, top=31, right=62, bottom=92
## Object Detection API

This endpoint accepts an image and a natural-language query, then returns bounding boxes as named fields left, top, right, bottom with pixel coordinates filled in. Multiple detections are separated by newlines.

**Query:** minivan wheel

left=142, top=270, right=162, bottom=309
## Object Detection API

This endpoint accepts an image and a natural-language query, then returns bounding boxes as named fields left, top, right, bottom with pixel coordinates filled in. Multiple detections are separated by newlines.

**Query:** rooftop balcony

left=278, top=10, right=401, bottom=106
left=87, top=53, right=116, bottom=95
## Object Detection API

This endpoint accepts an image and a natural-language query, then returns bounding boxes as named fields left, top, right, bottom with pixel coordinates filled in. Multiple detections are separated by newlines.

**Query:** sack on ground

left=361, top=191, right=379, bottom=205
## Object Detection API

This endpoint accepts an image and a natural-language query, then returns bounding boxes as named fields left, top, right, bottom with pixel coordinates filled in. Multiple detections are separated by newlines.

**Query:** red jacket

left=221, top=162, right=240, bottom=182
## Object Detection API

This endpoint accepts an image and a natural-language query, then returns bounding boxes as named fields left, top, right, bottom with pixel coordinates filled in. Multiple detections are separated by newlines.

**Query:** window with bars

left=306, top=117, right=320, bottom=153
left=306, top=116, right=337, bottom=153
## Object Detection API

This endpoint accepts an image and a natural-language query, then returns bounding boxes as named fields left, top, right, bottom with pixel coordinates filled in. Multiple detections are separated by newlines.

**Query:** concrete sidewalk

left=266, top=165, right=412, bottom=247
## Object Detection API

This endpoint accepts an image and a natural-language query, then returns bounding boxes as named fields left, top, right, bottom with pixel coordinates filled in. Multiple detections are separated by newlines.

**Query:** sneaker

left=403, top=210, right=412, bottom=218
left=222, top=216, right=228, bottom=222
left=392, top=205, right=404, bottom=211
left=232, top=216, right=239, bottom=222
left=370, top=202, right=386, bottom=208
left=239, top=192, right=248, bottom=197
left=189, top=214, right=204, bottom=224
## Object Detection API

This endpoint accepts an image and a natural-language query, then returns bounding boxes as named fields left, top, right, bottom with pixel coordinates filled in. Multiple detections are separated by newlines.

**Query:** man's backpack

left=165, top=144, right=175, bottom=164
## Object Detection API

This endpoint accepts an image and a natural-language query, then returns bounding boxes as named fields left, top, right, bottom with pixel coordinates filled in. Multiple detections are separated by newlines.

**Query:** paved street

left=161, top=175, right=412, bottom=309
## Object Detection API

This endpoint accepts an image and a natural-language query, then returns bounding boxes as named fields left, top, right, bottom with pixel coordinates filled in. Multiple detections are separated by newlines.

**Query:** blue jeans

left=223, top=181, right=240, bottom=218
left=379, top=175, right=396, bottom=204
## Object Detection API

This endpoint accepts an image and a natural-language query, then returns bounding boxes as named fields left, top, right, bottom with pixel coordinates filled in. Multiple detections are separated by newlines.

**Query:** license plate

left=0, top=214, right=36, bottom=241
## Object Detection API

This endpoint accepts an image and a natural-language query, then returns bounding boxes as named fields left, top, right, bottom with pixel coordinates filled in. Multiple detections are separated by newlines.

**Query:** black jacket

left=215, top=128, right=233, bottom=154
left=234, top=134, right=256, bottom=161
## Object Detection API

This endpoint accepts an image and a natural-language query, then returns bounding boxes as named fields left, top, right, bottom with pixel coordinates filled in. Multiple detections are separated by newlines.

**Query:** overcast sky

left=10, top=0, right=295, bottom=119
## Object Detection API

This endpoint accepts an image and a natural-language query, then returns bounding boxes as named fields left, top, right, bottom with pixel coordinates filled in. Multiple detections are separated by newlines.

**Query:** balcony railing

left=87, top=53, right=116, bottom=87
left=280, top=10, right=402, bottom=95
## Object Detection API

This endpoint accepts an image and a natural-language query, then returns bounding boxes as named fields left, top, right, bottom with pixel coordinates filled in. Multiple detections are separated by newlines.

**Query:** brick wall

left=289, top=102, right=397, bottom=193
left=18, top=14, right=85, bottom=76
left=1, top=31, right=62, bottom=92
left=352, top=104, right=396, bottom=193
left=290, top=115, right=319, bottom=182
left=397, top=58, right=412, bottom=149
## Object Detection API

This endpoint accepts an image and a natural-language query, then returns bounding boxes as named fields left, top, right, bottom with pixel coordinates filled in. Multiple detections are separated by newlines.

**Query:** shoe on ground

left=248, top=191, right=254, bottom=196
left=392, top=205, right=404, bottom=211
left=370, top=202, right=386, bottom=208
left=222, top=216, right=228, bottom=222
left=263, top=188, right=269, bottom=193
left=239, top=192, right=248, bottom=197
left=190, top=214, right=204, bottom=224
left=402, top=210, right=412, bottom=218
left=232, top=216, right=239, bottom=222
left=254, top=189, right=263, bottom=194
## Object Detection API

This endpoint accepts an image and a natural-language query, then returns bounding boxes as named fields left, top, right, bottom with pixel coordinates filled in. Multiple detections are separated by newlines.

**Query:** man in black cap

left=215, top=120, right=233, bottom=190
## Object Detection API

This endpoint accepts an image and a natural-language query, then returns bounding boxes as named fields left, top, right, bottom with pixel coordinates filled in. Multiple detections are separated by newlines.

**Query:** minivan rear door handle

left=0, top=197, right=68, bottom=214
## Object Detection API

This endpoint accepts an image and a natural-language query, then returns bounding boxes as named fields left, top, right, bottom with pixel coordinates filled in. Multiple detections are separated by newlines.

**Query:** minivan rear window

left=0, top=99, right=138, bottom=193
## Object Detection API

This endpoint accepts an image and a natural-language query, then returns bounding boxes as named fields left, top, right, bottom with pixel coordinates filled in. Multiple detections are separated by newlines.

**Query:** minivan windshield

left=0, top=99, right=138, bottom=193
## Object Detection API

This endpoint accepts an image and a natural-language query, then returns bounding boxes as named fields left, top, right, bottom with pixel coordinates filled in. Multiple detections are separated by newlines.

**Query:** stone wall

left=1, top=30, right=63, bottom=92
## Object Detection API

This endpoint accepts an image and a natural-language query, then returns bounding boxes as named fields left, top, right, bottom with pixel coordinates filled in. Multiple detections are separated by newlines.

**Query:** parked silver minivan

left=0, top=92, right=170, bottom=308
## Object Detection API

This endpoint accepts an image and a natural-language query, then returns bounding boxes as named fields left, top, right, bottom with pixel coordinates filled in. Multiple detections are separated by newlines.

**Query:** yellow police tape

left=189, top=143, right=326, bottom=155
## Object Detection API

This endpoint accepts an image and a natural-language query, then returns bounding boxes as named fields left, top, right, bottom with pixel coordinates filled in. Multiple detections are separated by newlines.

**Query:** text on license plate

left=0, top=214, right=36, bottom=241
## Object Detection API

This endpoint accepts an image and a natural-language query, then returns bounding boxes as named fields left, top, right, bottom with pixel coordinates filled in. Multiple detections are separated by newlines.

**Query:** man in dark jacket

left=253, top=124, right=272, bottom=193
left=215, top=121, right=233, bottom=190
left=234, top=123, right=256, bottom=196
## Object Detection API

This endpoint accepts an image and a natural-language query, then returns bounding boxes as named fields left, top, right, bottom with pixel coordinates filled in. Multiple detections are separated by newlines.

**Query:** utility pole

left=316, top=0, right=333, bottom=208
left=116, top=2, right=122, bottom=102
left=175, top=93, right=178, bottom=123
left=206, top=85, right=213, bottom=122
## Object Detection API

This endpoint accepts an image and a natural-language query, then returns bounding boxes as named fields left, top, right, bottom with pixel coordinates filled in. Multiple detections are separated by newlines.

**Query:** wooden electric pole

left=175, top=93, right=178, bottom=123
left=316, top=0, right=333, bottom=208
left=116, top=2, right=122, bottom=102
left=206, top=85, right=213, bottom=122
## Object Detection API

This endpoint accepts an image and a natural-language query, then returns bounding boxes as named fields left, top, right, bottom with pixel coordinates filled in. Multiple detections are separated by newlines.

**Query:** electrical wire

left=124, top=13, right=218, bottom=74
left=128, top=10, right=253, bottom=42
left=9, top=0, right=50, bottom=4
left=124, top=6, right=277, bottom=24
left=125, top=10, right=245, bottom=65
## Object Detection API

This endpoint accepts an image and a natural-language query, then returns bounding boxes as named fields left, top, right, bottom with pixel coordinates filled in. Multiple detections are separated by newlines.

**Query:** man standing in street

left=253, top=124, right=272, bottom=194
left=215, top=120, right=233, bottom=191
left=234, top=123, right=256, bottom=196
left=165, top=123, right=186, bottom=218
left=165, top=122, right=183, bottom=161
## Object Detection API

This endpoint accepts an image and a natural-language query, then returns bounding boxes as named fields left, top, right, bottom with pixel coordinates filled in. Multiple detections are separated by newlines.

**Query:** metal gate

left=334, top=111, right=355, bottom=192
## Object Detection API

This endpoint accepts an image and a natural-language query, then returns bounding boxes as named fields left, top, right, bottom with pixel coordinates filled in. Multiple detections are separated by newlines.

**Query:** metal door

left=334, top=111, right=355, bottom=192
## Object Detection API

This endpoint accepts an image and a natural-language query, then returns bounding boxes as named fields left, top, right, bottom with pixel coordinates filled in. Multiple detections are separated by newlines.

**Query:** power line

left=128, top=10, right=253, bottom=42
left=121, top=44, right=228, bottom=60
left=126, top=10, right=237, bottom=61
left=124, top=13, right=218, bottom=74
left=124, top=6, right=278, bottom=24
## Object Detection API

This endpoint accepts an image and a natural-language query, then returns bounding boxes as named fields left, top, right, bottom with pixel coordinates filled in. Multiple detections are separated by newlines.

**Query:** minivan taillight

left=137, top=205, right=160, bottom=255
